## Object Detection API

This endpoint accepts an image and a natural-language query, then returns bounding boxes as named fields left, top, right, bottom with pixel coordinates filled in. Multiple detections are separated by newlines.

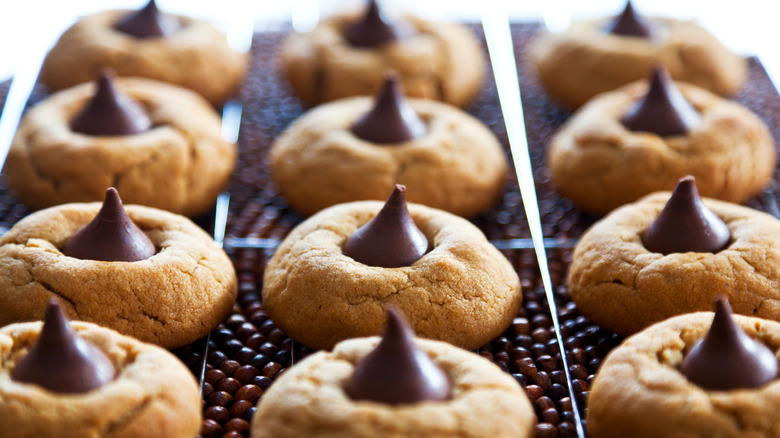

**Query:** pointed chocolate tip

left=62, top=187, right=156, bottom=262
left=622, top=66, right=701, bottom=137
left=114, top=0, right=180, bottom=39
left=607, top=1, right=652, bottom=37
left=11, top=299, right=116, bottom=393
left=345, top=0, right=398, bottom=47
left=680, top=297, right=778, bottom=390
left=344, top=308, right=451, bottom=405
left=70, top=70, right=152, bottom=136
left=351, top=73, right=426, bottom=144
left=343, top=185, right=429, bottom=268
left=643, top=176, right=730, bottom=254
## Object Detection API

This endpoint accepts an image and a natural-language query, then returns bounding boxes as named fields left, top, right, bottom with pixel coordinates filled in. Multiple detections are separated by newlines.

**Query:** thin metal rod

left=481, top=6, right=586, bottom=437
left=221, top=236, right=580, bottom=252
left=0, top=43, right=49, bottom=173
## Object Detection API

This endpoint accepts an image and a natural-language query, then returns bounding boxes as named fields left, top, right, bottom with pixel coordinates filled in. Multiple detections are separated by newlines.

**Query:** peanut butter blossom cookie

left=250, top=309, right=535, bottom=438
left=40, top=0, right=247, bottom=106
left=587, top=298, right=780, bottom=438
left=279, top=0, right=484, bottom=107
left=262, top=185, right=521, bottom=351
left=568, top=177, right=780, bottom=336
left=6, top=71, right=236, bottom=216
left=0, top=300, right=201, bottom=438
left=0, top=188, right=237, bottom=349
left=529, top=1, right=746, bottom=108
left=547, top=67, right=774, bottom=214
left=270, top=75, right=508, bottom=217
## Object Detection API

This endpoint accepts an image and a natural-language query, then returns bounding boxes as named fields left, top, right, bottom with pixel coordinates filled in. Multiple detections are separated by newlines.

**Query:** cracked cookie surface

left=0, top=201, right=238, bottom=349
left=568, top=192, right=780, bottom=336
left=6, top=77, right=236, bottom=217
left=270, top=96, right=508, bottom=218
left=0, top=320, right=201, bottom=438
left=262, top=200, right=521, bottom=351
left=40, top=10, right=247, bottom=106
left=251, top=335, right=535, bottom=438
left=587, top=312, right=780, bottom=438
left=280, top=13, right=484, bottom=107
left=547, top=80, right=775, bottom=214
left=529, top=17, right=747, bottom=108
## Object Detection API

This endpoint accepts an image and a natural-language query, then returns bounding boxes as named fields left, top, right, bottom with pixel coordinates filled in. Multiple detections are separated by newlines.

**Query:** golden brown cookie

left=0, top=319, right=201, bottom=438
left=262, top=200, right=521, bottom=351
left=568, top=192, right=780, bottom=336
left=547, top=80, right=774, bottom=214
left=279, top=12, right=484, bottom=107
left=251, top=335, right=535, bottom=438
left=270, top=96, right=508, bottom=218
left=6, top=77, right=237, bottom=217
left=529, top=17, right=747, bottom=108
left=40, top=9, right=247, bottom=106
left=0, top=201, right=238, bottom=349
left=587, top=311, right=780, bottom=438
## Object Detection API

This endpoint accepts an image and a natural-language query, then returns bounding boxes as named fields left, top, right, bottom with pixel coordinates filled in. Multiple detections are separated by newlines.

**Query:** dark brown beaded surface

left=0, top=22, right=778, bottom=438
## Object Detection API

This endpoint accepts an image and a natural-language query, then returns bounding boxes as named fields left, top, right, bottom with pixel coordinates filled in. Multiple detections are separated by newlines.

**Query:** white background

left=0, top=0, right=777, bottom=87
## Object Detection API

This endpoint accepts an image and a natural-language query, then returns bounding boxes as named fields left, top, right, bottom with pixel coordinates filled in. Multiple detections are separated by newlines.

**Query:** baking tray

left=1, top=22, right=779, bottom=438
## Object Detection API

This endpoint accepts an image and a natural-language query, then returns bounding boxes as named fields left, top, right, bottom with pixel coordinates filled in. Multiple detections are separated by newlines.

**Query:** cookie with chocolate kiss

left=263, top=194, right=521, bottom=351
left=7, top=75, right=237, bottom=217
left=568, top=188, right=780, bottom=336
left=40, top=2, right=247, bottom=106
left=114, top=0, right=180, bottom=39
left=547, top=69, right=773, bottom=214
left=0, top=196, right=237, bottom=349
left=588, top=308, right=780, bottom=437
left=12, top=299, right=116, bottom=394
left=529, top=2, right=746, bottom=108
left=279, top=1, right=484, bottom=107
left=0, top=304, right=201, bottom=437
left=269, top=79, right=507, bottom=218
left=70, top=71, right=152, bottom=136
left=251, top=314, right=535, bottom=438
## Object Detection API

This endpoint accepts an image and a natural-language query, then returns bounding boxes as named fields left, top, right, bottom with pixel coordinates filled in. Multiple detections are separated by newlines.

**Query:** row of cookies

left=241, top=2, right=548, bottom=435
left=527, top=3, right=780, bottom=436
left=531, top=1, right=775, bottom=215
left=0, top=1, right=248, bottom=436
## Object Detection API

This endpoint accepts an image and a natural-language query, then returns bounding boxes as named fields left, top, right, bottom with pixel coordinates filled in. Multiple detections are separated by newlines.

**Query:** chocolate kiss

left=344, top=308, right=451, bottom=404
left=680, top=297, right=778, bottom=390
left=62, top=187, right=155, bottom=262
left=345, top=0, right=398, bottom=47
left=621, top=66, right=701, bottom=137
left=12, top=300, right=116, bottom=393
left=606, top=1, right=652, bottom=37
left=71, top=71, right=152, bottom=136
left=643, top=176, right=730, bottom=254
left=343, top=185, right=428, bottom=268
left=114, top=0, right=180, bottom=39
left=351, top=74, right=426, bottom=144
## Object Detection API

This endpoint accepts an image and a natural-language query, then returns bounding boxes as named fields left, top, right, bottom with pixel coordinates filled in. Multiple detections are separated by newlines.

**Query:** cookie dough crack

left=32, top=278, right=79, bottom=317
left=104, top=396, right=153, bottom=437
